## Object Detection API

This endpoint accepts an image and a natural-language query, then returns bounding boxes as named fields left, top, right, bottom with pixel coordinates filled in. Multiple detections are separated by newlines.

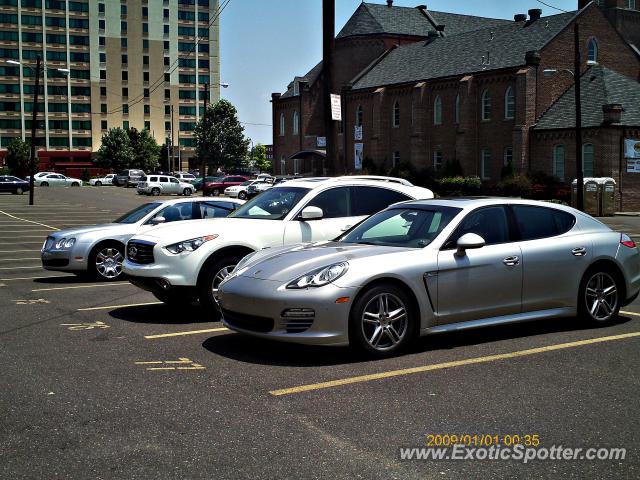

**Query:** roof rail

left=334, top=175, right=414, bottom=187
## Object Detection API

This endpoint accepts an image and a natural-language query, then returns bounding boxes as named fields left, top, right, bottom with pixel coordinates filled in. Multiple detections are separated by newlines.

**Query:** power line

left=535, top=0, right=570, bottom=13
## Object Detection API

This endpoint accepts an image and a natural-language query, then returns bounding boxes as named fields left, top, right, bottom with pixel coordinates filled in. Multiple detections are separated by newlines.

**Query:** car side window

left=159, top=177, right=168, bottom=183
left=170, top=178, right=179, bottom=184
left=444, top=206, right=511, bottom=249
left=152, top=204, right=190, bottom=223
left=149, top=177, right=157, bottom=182
left=199, top=201, right=235, bottom=219
left=305, top=187, right=351, bottom=219
left=511, top=205, right=576, bottom=241
left=351, top=186, right=412, bottom=216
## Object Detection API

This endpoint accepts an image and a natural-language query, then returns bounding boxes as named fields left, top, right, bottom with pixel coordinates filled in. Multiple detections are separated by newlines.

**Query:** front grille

left=127, top=240, right=155, bottom=264
left=42, top=258, right=69, bottom=267
left=222, top=309, right=274, bottom=333
left=280, top=308, right=315, bottom=333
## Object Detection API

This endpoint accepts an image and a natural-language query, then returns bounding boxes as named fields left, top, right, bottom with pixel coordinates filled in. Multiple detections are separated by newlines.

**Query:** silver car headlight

left=286, top=262, right=348, bottom=289
left=55, top=237, right=76, bottom=249
left=165, top=235, right=218, bottom=254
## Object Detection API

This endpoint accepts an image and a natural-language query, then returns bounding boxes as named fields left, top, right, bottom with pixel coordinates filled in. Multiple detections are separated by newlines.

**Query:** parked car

left=41, top=197, right=243, bottom=281
left=34, top=173, right=82, bottom=187
left=114, top=169, right=146, bottom=187
left=90, top=174, right=116, bottom=186
left=193, top=176, right=222, bottom=191
left=123, top=176, right=434, bottom=312
left=136, top=175, right=195, bottom=196
left=203, top=175, right=249, bottom=197
left=218, top=197, right=640, bottom=357
left=25, top=172, right=55, bottom=182
left=173, top=172, right=197, bottom=184
left=224, top=179, right=269, bottom=200
left=246, top=176, right=288, bottom=199
left=0, top=175, right=30, bottom=194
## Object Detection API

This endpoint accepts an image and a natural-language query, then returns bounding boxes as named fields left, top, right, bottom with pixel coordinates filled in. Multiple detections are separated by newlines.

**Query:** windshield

left=339, top=207, right=461, bottom=248
left=229, top=186, right=311, bottom=220
left=114, top=202, right=162, bottom=224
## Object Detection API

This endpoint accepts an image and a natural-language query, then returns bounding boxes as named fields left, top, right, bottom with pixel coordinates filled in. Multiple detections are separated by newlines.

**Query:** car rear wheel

left=183, top=188, right=192, bottom=196
left=151, top=187, right=161, bottom=196
left=95, top=181, right=102, bottom=186
left=14, top=187, right=23, bottom=195
left=41, top=182, right=49, bottom=187
left=212, top=188, right=221, bottom=196
left=238, top=191, right=247, bottom=200
left=89, top=244, right=124, bottom=281
left=579, top=268, right=621, bottom=325
left=198, top=254, right=243, bottom=315
left=71, top=182, right=80, bottom=187
left=349, top=284, right=417, bottom=357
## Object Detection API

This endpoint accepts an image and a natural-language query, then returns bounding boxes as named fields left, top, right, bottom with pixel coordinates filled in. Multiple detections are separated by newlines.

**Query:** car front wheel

left=95, top=181, right=102, bottom=186
left=579, top=268, right=621, bottom=325
left=238, top=191, right=247, bottom=200
left=14, top=188, right=23, bottom=195
left=90, top=244, right=124, bottom=281
left=151, top=187, right=160, bottom=196
left=183, top=188, right=192, bottom=196
left=41, top=182, right=49, bottom=187
left=198, top=254, right=243, bottom=315
left=212, top=188, right=221, bottom=196
left=349, top=284, right=417, bottom=357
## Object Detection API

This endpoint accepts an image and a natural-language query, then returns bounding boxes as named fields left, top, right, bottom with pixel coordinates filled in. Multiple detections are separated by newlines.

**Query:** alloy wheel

left=361, top=293, right=408, bottom=351
left=584, top=272, right=618, bottom=322
left=95, top=247, right=124, bottom=279
left=211, top=264, right=237, bottom=295
left=16, top=188, right=23, bottom=195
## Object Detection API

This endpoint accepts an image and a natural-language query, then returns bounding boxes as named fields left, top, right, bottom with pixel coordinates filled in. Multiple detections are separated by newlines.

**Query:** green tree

left=252, top=144, right=272, bottom=173
left=5, top=139, right=31, bottom=178
left=128, top=128, right=160, bottom=172
left=95, top=128, right=133, bottom=172
left=195, top=99, right=249, bottom=171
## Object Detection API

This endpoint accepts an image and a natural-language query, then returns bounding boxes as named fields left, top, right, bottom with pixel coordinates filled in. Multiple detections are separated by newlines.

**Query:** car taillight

left=620, top=233, right=636, bottom=248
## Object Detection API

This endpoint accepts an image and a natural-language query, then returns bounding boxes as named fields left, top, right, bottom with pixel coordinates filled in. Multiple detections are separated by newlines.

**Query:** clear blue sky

left=220, top=0, right=578, bottom=146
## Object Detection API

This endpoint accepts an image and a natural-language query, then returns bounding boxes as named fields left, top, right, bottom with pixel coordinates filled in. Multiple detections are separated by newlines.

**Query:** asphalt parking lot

left=1, top=187, right=639, bottom=479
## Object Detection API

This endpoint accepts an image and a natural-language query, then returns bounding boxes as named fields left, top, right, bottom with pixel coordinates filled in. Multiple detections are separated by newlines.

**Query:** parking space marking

left=77, top=301, right=162, bottom=312
left=0, top=242, right=49, bottom=245
left=32, top=282, right=130, bottom=292
left=61, top=321, right=110, bottom=331
left=0, top=266, right=42, bottom=270
left=144, top=327, right=229, bottom=339
left=0, top=258, right=39, bottom=261
left=0, top=275, right=75, bottom=281
left=621, top=310, right=640, bottom=317
left=14, top=298, right=49, bottom=305
left=0, top=210, right=59, bottom=230
left=0, top=250, right=40, bottom=253
left=135, top=358, right=205, bottom=371
left=269, top=331, right=640, bottom=396
left=0, top=236, right=50, bottom=239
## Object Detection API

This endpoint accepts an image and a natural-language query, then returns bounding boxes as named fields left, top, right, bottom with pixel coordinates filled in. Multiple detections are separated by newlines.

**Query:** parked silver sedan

left=218, top=198, right=640, bottom=357
left=41, top=197, right=243, bottom=280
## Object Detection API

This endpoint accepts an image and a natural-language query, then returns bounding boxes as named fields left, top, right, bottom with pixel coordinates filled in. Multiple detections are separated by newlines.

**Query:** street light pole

left=28, top=55, right=42, bottom=206
left=574, top=23, right=584, bottom=213
left=200, top=82, right=208, bottom=186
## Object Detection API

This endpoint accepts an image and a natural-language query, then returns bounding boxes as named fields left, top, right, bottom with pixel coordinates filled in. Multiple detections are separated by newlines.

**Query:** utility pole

left=28, top=55, right=42, bottom=206
left=574, top=23, right=584, bottom=212
left=322, top=0, right=335, bottom=175
left=201, top=82, right=208, bottom=183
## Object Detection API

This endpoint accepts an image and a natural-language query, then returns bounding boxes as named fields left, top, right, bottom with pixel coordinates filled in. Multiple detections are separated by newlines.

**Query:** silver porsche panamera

left=217, top=198, right=640, bottom=357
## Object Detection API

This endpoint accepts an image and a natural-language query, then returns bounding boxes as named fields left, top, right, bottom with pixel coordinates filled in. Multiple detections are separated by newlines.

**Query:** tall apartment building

left=0, top=0, right=220, bottom=171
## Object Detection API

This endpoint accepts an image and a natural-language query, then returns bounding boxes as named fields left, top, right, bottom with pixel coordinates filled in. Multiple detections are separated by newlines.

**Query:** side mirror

left=150, top=216, right=166, bottom=225
left=300, top=206, right=323, bottom=221
left=455, top=233, right=485, bottom=257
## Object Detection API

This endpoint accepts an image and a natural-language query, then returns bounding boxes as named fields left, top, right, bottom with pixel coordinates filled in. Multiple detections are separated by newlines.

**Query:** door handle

left=341, top=225, right=352, bottom=232
left=571, top=247, right=587, bottom=256
left=503, top=256, right=520, bottom=266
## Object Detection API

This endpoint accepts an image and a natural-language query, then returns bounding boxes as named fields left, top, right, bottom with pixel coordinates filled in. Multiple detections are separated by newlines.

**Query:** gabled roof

left=337, top=3, right=510, bottom=39
left=352, top=11, right=578, bottom=90
left=535, top=65, right=640, bottom=129
left=280, top=61, right=323, bottom=99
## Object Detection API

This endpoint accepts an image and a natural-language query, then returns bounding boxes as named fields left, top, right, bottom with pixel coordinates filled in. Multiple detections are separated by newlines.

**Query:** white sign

left=317, top=137, right=326, bottom=148
left=330, top=94, right=342, bottom=121
left=354, top=125, right=363, bottom=141
left=627, top=159, right=640, bottom=173
left=354, top=143, right=363, bottom=171
left=624, top=139, right=640, bottom=159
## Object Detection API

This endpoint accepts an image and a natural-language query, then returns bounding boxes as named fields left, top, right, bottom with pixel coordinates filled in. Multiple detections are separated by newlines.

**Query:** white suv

left=137, top=175, right=194, bottom=196
left=123, top=176, right=433, bottom=312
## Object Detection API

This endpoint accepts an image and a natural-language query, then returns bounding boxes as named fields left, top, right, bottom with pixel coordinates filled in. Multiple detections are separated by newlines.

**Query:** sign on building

left=355, top=143, right=363, bottom=171
left=354, top=125, right=363, bottom=141
left=330, top=94, right=342, bottom=121
left=624, top=139, right=640, bottom=173
left=317, top=137, right=326, bottom=148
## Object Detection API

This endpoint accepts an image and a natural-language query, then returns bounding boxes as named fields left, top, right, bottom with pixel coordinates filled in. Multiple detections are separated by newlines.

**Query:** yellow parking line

left=0, top=236, right=48, bottom=239
left=269, top=331, right=640, bottom=397
left=77, top=301, right=162, bottom=311
left=144, top=327, right=229, bottom=339
left=32, top=282, right=130, bottom=292
left=0, top=257, right=39, bottom=261
left=0, top=266, right=41, bottom=270
left=621, top=311, right=640, bottom=317
left=0, top=210, right=59, bottom=230
left=0, top=250, right=40, bottom=253
left=0, top=275, right=74, bottom=281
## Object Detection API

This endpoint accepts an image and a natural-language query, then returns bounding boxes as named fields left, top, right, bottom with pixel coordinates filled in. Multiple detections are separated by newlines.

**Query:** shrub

left=80, top=168, right=91, bottom=182
left=497, top=175, right=533, bottom=198
left=437, top=176, right=482, bottom=196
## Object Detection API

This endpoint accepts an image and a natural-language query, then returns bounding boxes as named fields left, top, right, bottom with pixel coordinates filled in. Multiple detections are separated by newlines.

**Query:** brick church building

left=271, top=0, right=640, bottom=209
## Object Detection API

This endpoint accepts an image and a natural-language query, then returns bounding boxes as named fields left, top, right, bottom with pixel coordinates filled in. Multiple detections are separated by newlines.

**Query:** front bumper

left=123, top=249, right=201, bottom=287
left=217, top=274, right=356, bottom=346
left=41, top=247, right=87, bottom=272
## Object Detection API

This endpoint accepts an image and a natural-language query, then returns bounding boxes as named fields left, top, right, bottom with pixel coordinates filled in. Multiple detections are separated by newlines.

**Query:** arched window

left=392, top=100, right=400, bottom=127
left=587, top=38, right=598, bottom=63
left=292, top=110, right=299, bottom=135
left=279, top=113, right=285, bottom=136
left=433, top=95, right=442, bottom=125
left=504, top=86, right=515, bottom=120
left=355, top=105, right=363, bottom=127
left=481, top=89, right=491, bottom=121
left=582, top=143, right=595, bottom=177
left=454, top=94, right=460, bottom=124
left=553, top=144, right=565, bottom=181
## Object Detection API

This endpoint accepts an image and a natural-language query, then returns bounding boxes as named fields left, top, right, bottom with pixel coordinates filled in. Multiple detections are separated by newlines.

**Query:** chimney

left=527, top=8, right=542, bottom=24
left=387, top=0, right=393, bottom=6
left=435, top=24, right=445, bottom=33
left=525, top=50, right=541, bottom=66
left=602, top=104, right=624, bottom=124
left=514, top=14, right=527, bottom=22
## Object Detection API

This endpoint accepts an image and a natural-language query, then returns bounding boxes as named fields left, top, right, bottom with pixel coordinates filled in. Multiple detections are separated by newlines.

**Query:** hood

left=238, top=241, right=411, bottom=282
left=48, top=223, right=122, bottom=238
left=134, top=217, right=250, bottom=243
